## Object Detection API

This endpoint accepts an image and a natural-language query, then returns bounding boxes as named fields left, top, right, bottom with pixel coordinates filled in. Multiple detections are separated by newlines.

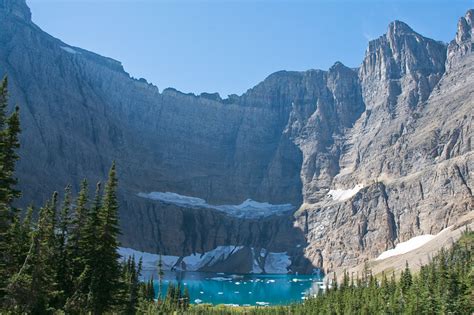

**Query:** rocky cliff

left=0, top=0, right=472, bottom=273
left=296, top=12, right=473, bottom=271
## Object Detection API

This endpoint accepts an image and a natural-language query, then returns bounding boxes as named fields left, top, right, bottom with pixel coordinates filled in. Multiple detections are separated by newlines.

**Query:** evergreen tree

left=67, top=180, right=89, bottom=281
left=183, top=286, right=190, bottom=309
left=122, top=255, right=142, bottom=314
left=56, top=186, right=72, bottom=305
left=0, top=77, right=21, bottom=304
left=157, top=254, right=164, bottom=301
left=64, top=181, right=91, bottom=312
left=7, top=195, right=59, bottom=313
left=67, top=182, right=102, bottom=312
left=88, top=163, right=121, bottom=314
left=401, top=261, right=412, bottom=294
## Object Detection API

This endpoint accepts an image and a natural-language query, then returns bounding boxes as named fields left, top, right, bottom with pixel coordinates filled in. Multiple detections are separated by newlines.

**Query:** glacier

left=137, top=191, right=295, bottom=219
left=118, top=246, right=291, bottom=274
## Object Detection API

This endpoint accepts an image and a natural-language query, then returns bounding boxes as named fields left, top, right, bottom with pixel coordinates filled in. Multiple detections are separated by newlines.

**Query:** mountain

left=0, top=0, right=472, bottom=273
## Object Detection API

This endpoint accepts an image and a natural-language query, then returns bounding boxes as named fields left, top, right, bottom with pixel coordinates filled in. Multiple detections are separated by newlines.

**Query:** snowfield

left=118, top=246, right=291, bottom=274
left=137, top=191, right=295, bottom=219
left=327, top=184, right=363, bottom=201
left=118, top=247, right=179, bottom=270
left=60, top=46, right=79, bottom=54
left=376, top=234, right=436, bottom=260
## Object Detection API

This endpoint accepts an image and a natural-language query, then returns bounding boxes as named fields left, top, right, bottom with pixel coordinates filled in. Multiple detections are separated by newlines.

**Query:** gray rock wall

left=0, top=0, right=472, bottom=272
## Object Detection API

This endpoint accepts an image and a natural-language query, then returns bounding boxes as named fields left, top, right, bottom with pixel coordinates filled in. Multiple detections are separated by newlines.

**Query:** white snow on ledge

left=60, top=46, right=79, bottom=54
left=376, top=234, right=435, bottom=261
left=137, top=191, right=295, bottom=219
left=328, top=184, right=363, bottom=202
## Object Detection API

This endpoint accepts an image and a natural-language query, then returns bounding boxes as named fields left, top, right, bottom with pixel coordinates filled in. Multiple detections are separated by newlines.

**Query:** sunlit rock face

left=296, top=11, right=473, bottom=271
left=0, top=0, right=472, bottom=272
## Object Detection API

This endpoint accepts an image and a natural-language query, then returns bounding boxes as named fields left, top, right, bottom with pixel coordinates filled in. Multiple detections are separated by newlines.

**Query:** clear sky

left=27, top=0, right=473, bottom=97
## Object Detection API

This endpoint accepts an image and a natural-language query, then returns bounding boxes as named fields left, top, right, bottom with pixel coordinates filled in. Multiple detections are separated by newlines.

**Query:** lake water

left=141, top=271, right=324, bottom=306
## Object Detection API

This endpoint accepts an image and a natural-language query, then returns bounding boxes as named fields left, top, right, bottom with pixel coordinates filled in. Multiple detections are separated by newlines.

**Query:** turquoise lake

left=141, top=271, right=324, bottom=306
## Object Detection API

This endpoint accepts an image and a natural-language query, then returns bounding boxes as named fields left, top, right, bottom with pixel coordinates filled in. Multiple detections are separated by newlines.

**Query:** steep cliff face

left=119, top=195, right=312, bottom=273
left=0, top=0, right=30, bottom=20
left=0, top=1, right=305, bottom=206
left=297, top=12, right=473, bottom=271
left=0, top=0, right=472, bottom=273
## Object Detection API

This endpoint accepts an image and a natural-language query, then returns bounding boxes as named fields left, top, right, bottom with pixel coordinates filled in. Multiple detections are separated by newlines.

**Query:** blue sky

left=27, top=0, right=473, bottom=97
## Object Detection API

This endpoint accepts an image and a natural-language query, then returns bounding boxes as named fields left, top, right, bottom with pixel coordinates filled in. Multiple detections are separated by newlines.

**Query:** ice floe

left=209, top=276, right=232, bottom=281
left=137, top=191, right=295, bottom=219
left=256, top=301, right=270, bottom=306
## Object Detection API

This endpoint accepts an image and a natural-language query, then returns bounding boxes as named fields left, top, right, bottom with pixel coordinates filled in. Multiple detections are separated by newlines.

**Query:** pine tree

left=88, top=163, right=122, bottom=314
left=144, top=276, right=155, bottom=301
left=122, top=255, right=142, bottom=314
left=64, top=180, right=90, bottom=312
left=67, top=180, right=89, bottom=275
left=157, top=254, right=164, bottom=301
left=0, top=77, right=21, bottom=304
left=38, top=193, right=61, bottom=310
left=7, top=195, right=59, bottom=313
left=183, top=286, right=190, bottom=309
left=401, top=261, right=412, bottom=295
left=67, top=182, right=102, bottom=312
left=56, top=186, right=72, bottom=305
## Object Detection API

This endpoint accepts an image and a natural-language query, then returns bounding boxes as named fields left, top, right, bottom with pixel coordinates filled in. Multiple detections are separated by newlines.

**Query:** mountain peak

left=0, top=0, right=31, bottom=22
left=446, top=9, right=473, bottom=71
left=456, top=9, right=473, bottom=42
left=465, top=9, right=473, bottom=25
left=387, top=20, right=415, bottom=37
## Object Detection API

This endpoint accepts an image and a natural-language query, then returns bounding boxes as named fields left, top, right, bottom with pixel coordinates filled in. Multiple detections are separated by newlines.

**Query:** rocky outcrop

left=296, top=11, right=473, bottom=271
left=0, top=0, right=30, bottom=21
left=0, top=0, right=472, bottom=273
left=360, top=21, right=446, bottom=113
left=286, top=64, right=365, bottom=202
left=447, top=9, right=473, bottom=71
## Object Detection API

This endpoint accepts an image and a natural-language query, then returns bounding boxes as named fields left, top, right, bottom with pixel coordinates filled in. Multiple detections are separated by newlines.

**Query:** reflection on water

left=141, top=270, right=324, bottom=306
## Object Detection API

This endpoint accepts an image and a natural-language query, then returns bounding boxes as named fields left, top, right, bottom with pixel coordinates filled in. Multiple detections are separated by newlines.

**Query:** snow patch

left=119, top=246, right=244, bottom=272
left=181, top=246, right=244, bottom=270
left=119, top=245, right=291, bottom=274
left=60, top=46, right=79, bottom=54
left=137, top=191, right=295, bottom=219
left=328, top=184, right=363, bottom=201
left=117, top=247, right=178, bottom=270
left=376, top=234, right=436, bottom=260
